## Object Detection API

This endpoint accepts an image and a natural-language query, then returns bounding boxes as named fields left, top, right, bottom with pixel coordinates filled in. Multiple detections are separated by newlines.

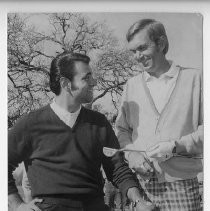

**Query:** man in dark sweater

left=8, top=52, right=155, bottom=211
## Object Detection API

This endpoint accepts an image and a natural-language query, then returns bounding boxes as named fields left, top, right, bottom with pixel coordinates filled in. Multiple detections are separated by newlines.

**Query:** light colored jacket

left=116, top=65, right=203, bottom=182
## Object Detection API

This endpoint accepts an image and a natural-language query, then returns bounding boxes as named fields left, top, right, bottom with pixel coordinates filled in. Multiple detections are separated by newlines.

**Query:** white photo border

left=1, top=1, right=210, bottom=211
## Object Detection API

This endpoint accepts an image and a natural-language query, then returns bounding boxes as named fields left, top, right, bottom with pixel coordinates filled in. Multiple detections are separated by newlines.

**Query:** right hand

left=16, top=198, right=43, bottom=211
left=127, top=152, right=154, bottom=179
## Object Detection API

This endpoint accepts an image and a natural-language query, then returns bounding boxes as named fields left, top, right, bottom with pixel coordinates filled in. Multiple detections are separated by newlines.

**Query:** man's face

left=70, top=61, right=96, bottom=104
left=128, top=29, right=163, bottom=73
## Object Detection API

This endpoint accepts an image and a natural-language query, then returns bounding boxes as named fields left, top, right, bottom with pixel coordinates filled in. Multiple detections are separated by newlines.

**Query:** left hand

left=146, top=141, right=175, bottom=162
left=16, top=198, right=43, bottom=211
left=135, top=201, right=156, bottom=211
left=127, top=187, right=156, bottom=211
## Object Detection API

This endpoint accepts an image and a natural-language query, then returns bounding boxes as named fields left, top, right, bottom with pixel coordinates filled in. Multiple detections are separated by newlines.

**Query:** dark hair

left=126, top=19, right=169, bottom=55
left=50, top=52, right=90, bottom=95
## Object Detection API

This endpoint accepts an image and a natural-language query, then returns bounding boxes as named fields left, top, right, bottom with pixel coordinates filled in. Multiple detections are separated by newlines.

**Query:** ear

left=60, top=77, right=72, bottom=93
left=157, top=35, right=167, bottom=53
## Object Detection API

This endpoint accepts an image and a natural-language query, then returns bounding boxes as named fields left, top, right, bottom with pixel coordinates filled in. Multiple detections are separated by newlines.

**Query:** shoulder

left=10, top=106, right=49, bottom=130
left=9, top=114, right=29, bottom=133
left=178, top=65, right=202, bottom=78
left=82, top=106, right=106, bottom=120
left=123, top=73, right=143, bottom=94
left=27, top=104, right=51, bottom=124
left=81, top=107, right=109, bottom=126
left=29, top=104, right=50, bottom=116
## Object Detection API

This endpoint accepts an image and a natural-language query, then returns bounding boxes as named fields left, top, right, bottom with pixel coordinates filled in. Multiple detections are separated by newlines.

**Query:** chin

left=142, top=61, right=153, bottom=71
left=143, top=64, right=155, bottom=72
left=144, top=68, right=153, bottom=73
left=84, top=96, right=93, bottom=104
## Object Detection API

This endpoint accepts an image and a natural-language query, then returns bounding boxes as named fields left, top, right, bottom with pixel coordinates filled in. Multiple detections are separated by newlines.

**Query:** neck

left=54, top=94, right=81, bottom=113
left=149, top=58, right=170, bottom=78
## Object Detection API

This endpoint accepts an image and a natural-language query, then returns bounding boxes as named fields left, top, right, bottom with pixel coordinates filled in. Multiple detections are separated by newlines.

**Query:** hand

left=127, top=152, right=154, bottom=179
left=146, top=141, right=175, bottom=162
left=135, top=199, right=156, bottom=211
left=16, top=198, right=43, bottom=211
left=127, top=187, right=156, bottom=211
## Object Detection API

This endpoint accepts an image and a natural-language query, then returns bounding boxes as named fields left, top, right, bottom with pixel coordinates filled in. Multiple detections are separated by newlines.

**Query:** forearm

left=115, top=83, right=133, bottom=149
left=176, top=125, right=203, bottom=155
left=115, top=118, right=133, bottom=152
left=8, top=193, right=24, bottom=211
left=102, top=148, right=139, bottom=198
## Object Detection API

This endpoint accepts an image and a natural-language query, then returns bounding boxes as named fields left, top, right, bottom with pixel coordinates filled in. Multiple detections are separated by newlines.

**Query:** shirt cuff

left=124, top=151, right=131, bottom=161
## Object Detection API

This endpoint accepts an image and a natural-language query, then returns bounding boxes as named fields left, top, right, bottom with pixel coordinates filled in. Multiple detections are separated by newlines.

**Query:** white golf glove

left=146, top=141, right=176, bottom=162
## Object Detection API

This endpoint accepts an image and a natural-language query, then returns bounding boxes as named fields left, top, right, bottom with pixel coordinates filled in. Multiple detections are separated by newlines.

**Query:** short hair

left=126, top=19, right=169, bottom=55
left=50, top=52, right=90, bottom=95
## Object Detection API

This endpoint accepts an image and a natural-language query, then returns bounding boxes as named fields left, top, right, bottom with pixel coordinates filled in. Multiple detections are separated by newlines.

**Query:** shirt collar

left=51, top=99, right=81, bottom=121
left=163, top=61, right=179, bottom=78
left=144, top=61, right=179, bottom=82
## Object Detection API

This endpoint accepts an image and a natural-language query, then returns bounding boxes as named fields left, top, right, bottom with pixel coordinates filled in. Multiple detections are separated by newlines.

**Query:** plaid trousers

left=138, top=175, right=202, bottom=211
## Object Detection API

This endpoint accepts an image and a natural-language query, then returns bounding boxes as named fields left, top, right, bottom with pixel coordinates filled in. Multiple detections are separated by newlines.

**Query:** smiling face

left=70, top=61, right=97, bottom=104
left=128, top=28, right=164, bottom=74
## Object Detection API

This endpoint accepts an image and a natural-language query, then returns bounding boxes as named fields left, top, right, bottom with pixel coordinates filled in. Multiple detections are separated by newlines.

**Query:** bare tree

left=8, top=13, right=138, bottom=127
left=93, top=48, right=139, bottom=111
left=37, top=13, right=117, bottom=55
left=8, top=14, right=52, bottom=128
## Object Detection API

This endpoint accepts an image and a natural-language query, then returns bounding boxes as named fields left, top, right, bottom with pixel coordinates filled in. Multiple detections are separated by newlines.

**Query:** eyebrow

left=130, top=43, right=147, bottom=52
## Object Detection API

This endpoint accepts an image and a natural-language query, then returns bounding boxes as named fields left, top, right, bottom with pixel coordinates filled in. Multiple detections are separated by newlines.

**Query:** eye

left=137, top=45, right=147, bottom=52
left=130, top=49, right=136, bottom=54
left=83, top=74, right=91, bottom=81
left=130, top=45, right=147, bottom=54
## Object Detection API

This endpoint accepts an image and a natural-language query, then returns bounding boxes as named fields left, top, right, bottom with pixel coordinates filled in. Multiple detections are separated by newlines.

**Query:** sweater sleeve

left=115, top=82, right=135, bottom=159
left=176, top=70, right=203, bottom=155
left=8, top=115, right=31, bottom=195
left=176, top=125, right=203, bottom=155
left=101, top=117, right=139, bottom=203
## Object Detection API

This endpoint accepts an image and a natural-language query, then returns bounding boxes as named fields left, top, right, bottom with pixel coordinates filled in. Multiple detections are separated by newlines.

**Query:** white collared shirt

left=50, top=100, right=81, bottom=128
left=143, top=62, right=179, bottom=113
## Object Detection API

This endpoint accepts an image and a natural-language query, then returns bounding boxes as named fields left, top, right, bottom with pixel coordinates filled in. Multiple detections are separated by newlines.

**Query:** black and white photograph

left=6, top=8, right=205, bottom=211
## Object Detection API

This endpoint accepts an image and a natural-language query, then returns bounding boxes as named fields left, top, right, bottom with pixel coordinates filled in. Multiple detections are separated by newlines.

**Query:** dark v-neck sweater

left=8, top=105, right=138, bottom=200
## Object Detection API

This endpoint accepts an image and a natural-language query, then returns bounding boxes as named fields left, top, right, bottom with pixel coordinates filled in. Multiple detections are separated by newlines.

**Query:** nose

left=90, top=76, right=97, bottom=87
left=134, top=51, right=143, bottom=61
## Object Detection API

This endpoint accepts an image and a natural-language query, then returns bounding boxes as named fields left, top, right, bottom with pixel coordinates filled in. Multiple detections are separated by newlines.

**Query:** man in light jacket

left=116, top=19, right=203, bottom=211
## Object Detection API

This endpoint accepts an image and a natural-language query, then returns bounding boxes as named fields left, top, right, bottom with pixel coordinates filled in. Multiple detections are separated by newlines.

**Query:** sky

left=86, top=12, right=202, bottom=69
left=27, top=12, right=202, bottom=70
left=25, top=12, right=203, bottom=112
